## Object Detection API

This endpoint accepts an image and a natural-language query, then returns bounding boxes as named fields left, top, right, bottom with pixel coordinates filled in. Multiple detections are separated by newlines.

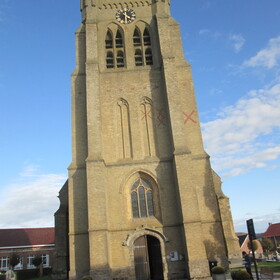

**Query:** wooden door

left=134, top=235, right=164, bottom=280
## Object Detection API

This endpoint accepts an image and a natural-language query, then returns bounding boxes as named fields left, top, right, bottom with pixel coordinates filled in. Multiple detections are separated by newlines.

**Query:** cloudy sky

left=0, top=0, right=279, bottom=233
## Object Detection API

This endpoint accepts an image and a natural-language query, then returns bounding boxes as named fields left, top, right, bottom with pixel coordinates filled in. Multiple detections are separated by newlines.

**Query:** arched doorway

left=134, top=235, right=164, bottom=280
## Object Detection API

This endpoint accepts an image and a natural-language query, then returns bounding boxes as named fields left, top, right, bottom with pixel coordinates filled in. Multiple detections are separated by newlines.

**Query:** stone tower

left=58, top=0, right=241, bottom=279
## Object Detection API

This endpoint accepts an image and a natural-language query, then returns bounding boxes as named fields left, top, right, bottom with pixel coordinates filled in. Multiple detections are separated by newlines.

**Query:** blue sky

left=0, top=0, right=279, bottom=233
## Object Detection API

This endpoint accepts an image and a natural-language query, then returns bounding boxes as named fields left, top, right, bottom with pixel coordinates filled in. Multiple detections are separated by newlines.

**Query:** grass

left=28, top=276, right=52, bottom=280
left=254, top=261, right=280, bottom=273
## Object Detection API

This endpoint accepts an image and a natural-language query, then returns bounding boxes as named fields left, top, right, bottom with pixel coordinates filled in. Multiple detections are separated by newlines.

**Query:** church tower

left=64, top=0, right=241, bottom=279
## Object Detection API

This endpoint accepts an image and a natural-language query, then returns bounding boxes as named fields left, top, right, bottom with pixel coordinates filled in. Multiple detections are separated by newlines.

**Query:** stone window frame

left=105, top=25, right=126, bottom=69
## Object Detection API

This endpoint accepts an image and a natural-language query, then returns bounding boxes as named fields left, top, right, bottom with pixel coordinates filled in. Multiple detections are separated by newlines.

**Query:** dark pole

left=249, top=236, right=259, bottom=280
left=247, top=219, right=259, bottom=280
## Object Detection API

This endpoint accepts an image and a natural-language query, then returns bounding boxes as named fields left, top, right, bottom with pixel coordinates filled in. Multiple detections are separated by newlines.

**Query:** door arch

left=134, top=235, right=164, bottom=280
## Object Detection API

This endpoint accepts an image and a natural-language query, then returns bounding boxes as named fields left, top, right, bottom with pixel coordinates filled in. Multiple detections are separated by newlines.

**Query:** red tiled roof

left=0, top=228, right=54, bottom=248
left=263, top=223, right=280, bottom=238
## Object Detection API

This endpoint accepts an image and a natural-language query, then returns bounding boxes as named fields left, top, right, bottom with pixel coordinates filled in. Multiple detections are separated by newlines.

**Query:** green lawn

left=254, top=262, right=280, bottom=273
left=29, top=276, right=52, bottom=280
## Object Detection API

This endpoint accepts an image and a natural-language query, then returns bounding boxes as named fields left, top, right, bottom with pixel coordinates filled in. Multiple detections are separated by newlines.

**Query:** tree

left=260, top=238, right=275, bottom=255
left=32, top=255, right=42, bottom=277
left=9, top=253, right=20, bottom=270
left=247, top=240, right=258, bottom=252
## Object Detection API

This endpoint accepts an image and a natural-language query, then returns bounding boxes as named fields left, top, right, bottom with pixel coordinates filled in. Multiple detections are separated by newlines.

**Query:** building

left=263, top=223, right=280, bottom=251
left=0, top=228, right=54, bottom=271
left=236, top=233, right=263, bottom=255
left=54, top=0, right=241, bottom=279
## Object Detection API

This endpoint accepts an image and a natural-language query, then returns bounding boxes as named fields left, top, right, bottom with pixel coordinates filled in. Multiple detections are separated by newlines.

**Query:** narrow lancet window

left=135, top=49, right=143, bottom=66
left=133, top=29, right=141, bottom=46
left=116, top=30, right=123, bottom=48
left=105, top=30, right=113, bottom=49
left=143, top=28, right=151, bottom=46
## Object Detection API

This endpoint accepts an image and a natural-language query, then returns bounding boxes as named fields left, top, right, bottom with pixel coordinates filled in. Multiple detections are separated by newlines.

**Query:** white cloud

left=0, top=165, right=67, bottom=228
left=198, top=29, right=221, bottom=39
left=229, top=34, right=245, bottom=53
left=234, top=212, right=280, bottom=233
left=202, top=83, right=280, bottom=177
left=243, top=36, right=280, bottom=69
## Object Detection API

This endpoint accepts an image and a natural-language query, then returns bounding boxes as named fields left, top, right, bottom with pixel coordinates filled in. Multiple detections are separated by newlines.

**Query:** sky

left=0, top=0, right=279, bottom=233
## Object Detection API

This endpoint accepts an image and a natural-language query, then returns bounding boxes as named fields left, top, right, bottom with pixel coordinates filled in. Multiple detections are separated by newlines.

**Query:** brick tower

left=55, top=0, right=241, bottom=279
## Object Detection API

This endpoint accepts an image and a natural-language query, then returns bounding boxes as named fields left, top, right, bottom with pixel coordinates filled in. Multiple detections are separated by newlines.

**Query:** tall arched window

left=143, top=28, right=151, bottom=46
left=105, top=30, right=113, bottom=49
left=115, top=30, right=123, bottom=48
left=131, top=179, right=154, bottom=218
left=133, top=28, right=141, bottom=46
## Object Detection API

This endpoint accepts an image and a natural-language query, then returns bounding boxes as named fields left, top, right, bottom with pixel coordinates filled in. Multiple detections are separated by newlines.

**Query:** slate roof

left=263, top=223, right=280, bottom=238
left=237, top=234, right=248, bottom=247
left=0, top=228, right=54, bottom=248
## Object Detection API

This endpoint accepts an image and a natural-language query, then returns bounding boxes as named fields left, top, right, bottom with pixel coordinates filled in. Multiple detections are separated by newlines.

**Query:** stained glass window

left=131, top=179, right=154, bottom=218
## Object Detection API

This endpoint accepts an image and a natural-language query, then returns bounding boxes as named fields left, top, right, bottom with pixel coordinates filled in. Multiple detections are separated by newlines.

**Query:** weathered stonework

left=54, top=0, right=241, bottom=279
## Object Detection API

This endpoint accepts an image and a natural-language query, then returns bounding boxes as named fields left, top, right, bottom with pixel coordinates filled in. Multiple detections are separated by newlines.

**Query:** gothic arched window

left=143, top=28, right=151, bottom=46
left=115, top=30, right=123, bottom=48
left=105, top=30, right=113, bottom=49
left=131, top=179, right=154, bottom=218
left=133, top=28, right=141, bottom=46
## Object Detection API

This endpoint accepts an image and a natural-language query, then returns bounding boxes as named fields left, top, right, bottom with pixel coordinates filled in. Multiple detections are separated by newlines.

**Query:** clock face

left=116, top=8, right=136, bottom=24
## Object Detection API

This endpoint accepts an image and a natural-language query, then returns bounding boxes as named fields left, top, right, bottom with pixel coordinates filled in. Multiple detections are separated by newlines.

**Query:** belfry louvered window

left=145, top=48, right=153, bottom=65
left=106, top=51, right=114, bottom=68
left=115, top=30, right=123, bottom=48
left=117, top=51, right=125, bottom=68
left=105, top=30, right=113, bottom=49
left=133, top=29, right=141, bottom=46
left=105, top=27, right=126, bottom=69
left=143, top=28, right=151, bottom=46
left=135, top=49, right=143, bottom=66
left=131, top=179, right=154, bottom=218
left=133, top=26, right=153, bottom=67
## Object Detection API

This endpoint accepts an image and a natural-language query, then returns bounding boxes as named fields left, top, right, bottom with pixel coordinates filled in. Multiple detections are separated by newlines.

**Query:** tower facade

left=65, top=0, right=241, bottom=279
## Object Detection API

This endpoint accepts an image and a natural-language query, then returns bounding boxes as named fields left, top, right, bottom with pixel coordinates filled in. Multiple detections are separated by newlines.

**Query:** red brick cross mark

left=183, top=111, right=196, bottom=124
left=141, top=110, right=152, bottom=120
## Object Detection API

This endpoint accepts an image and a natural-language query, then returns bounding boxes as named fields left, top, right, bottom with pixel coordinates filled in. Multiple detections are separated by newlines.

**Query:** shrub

left=211, top=266, right=225, bottom=274
left=231, top=270, right=251, bottom=280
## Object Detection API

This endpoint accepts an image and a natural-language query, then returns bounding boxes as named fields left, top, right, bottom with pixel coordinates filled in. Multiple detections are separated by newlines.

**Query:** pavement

left=225, top=272, right=280, bottom=280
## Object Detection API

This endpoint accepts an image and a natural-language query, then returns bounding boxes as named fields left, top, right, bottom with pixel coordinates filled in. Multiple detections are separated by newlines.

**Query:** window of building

left=105, top=27, right=126, bottom=69
left=0, top=256, right=9, bottom=270
left=133, top=28, right=141, bottom=46
left=105, top=30, right=113, bottom=49
left=14, top=257, right=23, bottom=270
left=131, top=179, right=154, bottom=218
left=143, top=28, right=151, bottom=46
left=115, top=30, right=123, bottom=48
left=27, top=255, right=35, bottom=269
left=135, top=49, right=143, bottom=66
left=41, top=254, right=50, bottom=267
left=116, top=51, right=125, bottom=68
left=145, top=48, right=153, bottom=65
left=106, top=51, right=114, bottom=69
